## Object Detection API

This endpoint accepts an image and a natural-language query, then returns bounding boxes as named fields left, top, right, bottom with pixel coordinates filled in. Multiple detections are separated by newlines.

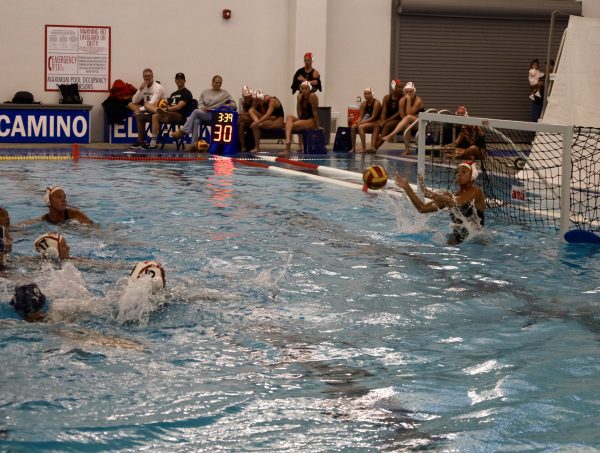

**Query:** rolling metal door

left=393, top=14, right=568, bottom=121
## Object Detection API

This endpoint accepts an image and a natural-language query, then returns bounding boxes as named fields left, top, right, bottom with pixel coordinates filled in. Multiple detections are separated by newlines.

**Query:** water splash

left=108, top=276, right=165, bottom=325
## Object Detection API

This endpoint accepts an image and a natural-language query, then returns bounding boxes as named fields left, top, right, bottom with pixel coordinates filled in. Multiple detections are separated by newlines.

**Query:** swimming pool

left=1, top=154, right=600, bottom=451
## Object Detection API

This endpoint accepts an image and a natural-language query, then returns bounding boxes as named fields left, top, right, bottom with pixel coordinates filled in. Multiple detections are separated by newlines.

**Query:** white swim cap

left=364, top=87, right=374, bottom=94
left=242, top=85, right=252, bottom=97
left=43, top=186, right=64, bottom=207
left=458, top=161, right=479, bottom=181
left=390, top=79, right=402, bottom=91
left=129, top=260, right=166, bottom=292
left=300, top=81, right=311, bottom=89
left=34, top=232, right=64, bottom=260
left=455, top=105, right=468, bottom=117
left=253, top=89, right=264, bottom=100
left=403, top=81, right=416, bottom=93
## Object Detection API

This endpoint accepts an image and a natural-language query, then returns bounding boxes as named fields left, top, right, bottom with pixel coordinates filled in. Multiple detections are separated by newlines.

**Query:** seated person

left=369, top=80, right=403, bottom=152
left=238, top=85, right=255, bottom=152
left=382, top=81, right=424, bottom=155
left=350, top=87, right=381, bottom=153
left=291, top=52, right=322, bottom=94
left=127, top=68, right=166, bottom=149
left=144, top=72, right=193, bottom=150
left=394, top=161, right=485, bottom=245
left=248, top=90, right=285, bottom=153
left=1, top=206, right=13, bottom=268
left=443, top=106, right=485, bottom=160
left=283, top=81, right=319, bottom=154
left=171, top=74, right=236, bottom=152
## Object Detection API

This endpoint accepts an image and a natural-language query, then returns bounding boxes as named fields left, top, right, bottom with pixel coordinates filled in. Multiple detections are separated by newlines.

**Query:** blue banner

left=106, top=112, right=190, bottom=146
left=0, top=108, right=90, bottom=144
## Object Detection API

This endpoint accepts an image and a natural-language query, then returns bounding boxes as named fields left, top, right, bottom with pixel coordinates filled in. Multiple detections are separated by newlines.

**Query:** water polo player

left=394, top=161, right=485, bottom=244
left=34, top=232, right=70, bottom=260
left=41, top=186, right=93, bottom=225
left=10, top=283, right=48, bottom=322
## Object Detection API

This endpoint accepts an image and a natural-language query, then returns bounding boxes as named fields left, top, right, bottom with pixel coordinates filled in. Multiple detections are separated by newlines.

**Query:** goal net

left=415, top=112, right=600, bottom=235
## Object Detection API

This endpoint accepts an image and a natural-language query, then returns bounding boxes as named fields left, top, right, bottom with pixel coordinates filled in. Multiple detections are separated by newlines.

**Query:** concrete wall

left=583, top=0, right=600, bottom=18
left=0, top=0, right=392, bottom=142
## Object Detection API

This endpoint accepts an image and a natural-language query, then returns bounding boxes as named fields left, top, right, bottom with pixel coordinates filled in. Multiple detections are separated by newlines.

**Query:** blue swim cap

left=10, top=283, right=47, bottom=318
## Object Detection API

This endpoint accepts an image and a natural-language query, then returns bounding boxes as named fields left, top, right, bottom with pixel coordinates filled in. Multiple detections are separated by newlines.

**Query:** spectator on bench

left=142, top=72, right=194, bottom=150
left=248, top=90, right=285, bottom=153
left=238, top=85, right=255, bottom=152
left=381, top=81, right=424, bottom=155
left=127, top=68, right=166, bottom=149
left=369, top=80, right=403, bottom=153
left=350, top=87, right=381, bottom=153
left=171, top=75, right=236, bottom=151
left=283, top=81, right=320, bottom=155
left=443, top=105, right=486, bottom=160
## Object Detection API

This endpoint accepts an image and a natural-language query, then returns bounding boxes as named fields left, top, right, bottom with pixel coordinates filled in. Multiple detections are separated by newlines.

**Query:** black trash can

left=318, top=106, right=331, bottom=145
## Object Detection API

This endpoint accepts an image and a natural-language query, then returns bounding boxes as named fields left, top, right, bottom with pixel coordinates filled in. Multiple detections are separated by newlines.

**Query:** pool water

left=1, top=156, right=600, bottom=452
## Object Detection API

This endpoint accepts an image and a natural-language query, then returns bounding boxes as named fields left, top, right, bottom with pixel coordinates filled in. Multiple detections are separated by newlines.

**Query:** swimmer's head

left=364, top=87, right=374, bottom=99
left=129, top=260, right=166, bottom=292
left=10, top=283, right=47, bottom=321
left=390, top=79, right=402, bottom=92
left=44, top=186, right=67, bottom=210
left=34, top=232, right=69, bottom=260
left=457, top=161, right=479, bottom=181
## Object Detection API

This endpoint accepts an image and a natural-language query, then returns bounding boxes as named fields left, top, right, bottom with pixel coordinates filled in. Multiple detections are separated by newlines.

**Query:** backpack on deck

left=58, top=83, right=83, bottom=104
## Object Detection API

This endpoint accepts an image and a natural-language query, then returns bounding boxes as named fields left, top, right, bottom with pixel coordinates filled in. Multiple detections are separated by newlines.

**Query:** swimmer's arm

left=11, top=217, right=44, bottom=229
left=395, top=174, right=438, bottom=213
left=68, top=208, right=94, bottom=225
left=52, top=327, right=148, bottom=351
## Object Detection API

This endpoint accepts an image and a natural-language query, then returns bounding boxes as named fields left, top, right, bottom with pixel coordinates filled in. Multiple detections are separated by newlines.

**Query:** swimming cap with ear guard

left=390, top=79, right=402, bottom=90
left=242, top=85, right=252, bottom=97
left=34, top=232, right=64, bottom=260
left=44, top=186, right=64, bottom=207
left=403, top=81, right=416, bottom=93
left=364, top=87, right=374, bottom=94
left=129, top=260, right=166, bottom=292
left=300, top=81, right=311, bottom=89
left=455, top=105, right=468, bottom=117
left=11, top=283, right=47, bottom=318
left=253, top=89, right=264, bottom=101
left=458, top=161, right=479, bottom=181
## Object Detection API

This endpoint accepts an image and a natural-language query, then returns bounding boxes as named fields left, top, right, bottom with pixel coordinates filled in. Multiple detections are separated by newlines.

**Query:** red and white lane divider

left=218, top=155, right=403, bottom=197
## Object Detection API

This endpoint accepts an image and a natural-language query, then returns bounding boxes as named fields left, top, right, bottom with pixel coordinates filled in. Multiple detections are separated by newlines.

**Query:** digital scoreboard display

left=209, top=109, right=238, bottom=155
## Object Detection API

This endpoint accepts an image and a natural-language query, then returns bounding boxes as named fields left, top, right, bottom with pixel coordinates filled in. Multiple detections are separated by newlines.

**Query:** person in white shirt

left=528, top=59, right=544, bottom=101
left=127, top=68, right=165, bottom=149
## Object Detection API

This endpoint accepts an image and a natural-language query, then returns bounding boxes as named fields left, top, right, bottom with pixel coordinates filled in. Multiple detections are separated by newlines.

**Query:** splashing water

left=110, top=276, right=164, bottom=325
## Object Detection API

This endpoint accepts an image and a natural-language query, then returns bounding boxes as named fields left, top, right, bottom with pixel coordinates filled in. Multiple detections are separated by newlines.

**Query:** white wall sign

left=45, top=25, right=111, bottom=92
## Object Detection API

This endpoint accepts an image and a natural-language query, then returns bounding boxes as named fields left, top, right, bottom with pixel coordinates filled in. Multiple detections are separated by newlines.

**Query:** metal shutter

left=392, top=14, right=568, bottom=121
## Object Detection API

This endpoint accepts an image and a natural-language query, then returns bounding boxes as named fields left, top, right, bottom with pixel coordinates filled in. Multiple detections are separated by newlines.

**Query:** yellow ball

left=156, top=99, right=169, bottom=109
left=362, top=165, right=388, bottom=190
left=195, top=139, right=209, bottom=152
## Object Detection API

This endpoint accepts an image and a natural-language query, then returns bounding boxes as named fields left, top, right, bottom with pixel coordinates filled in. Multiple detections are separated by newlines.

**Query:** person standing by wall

left=291, top=52, right=322, bottom=94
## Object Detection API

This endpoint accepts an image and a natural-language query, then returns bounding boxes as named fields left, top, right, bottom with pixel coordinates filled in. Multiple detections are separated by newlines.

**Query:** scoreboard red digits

left=209, top=110, right=238, bottom=155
